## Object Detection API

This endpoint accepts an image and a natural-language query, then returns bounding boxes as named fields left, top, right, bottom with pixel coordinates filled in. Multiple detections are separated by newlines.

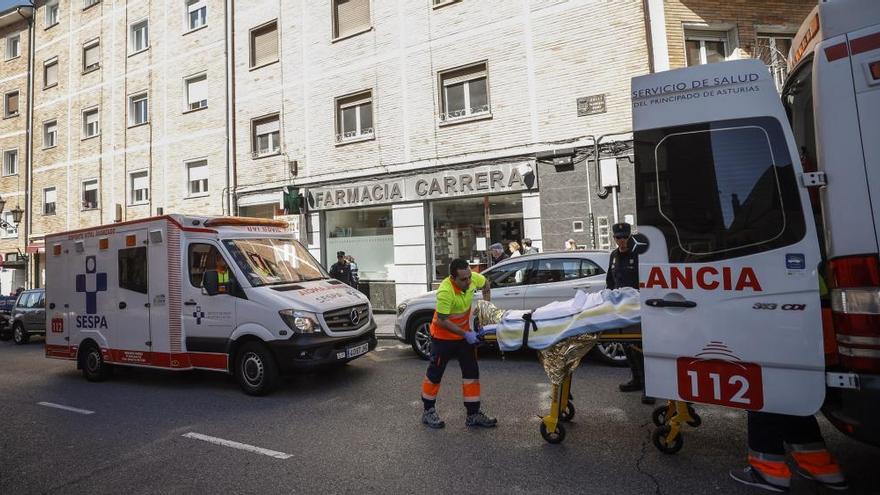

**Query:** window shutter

left=85, top=111, right=98, bottom=127
left=442, top=65, right=487, bottom=86
left=46, top=62, right=58, bottom=86
left=251, top=23, right=278, bottom=67
left=187, top=76, right=208, bottom=105
left=7, top=93, right=18, bottom=114
left=45, top=189, right=56, bottom=203
left=335, top=0, right=370, bottom=38
left=132, top=172, right=148, bottom=191
left=255, top=117, right=279, bottom=136
left=84, top=44, right=99, bottom=68
left=85, top=181, right=98, bottom=192
left=189, top=162, right=209, bottom=181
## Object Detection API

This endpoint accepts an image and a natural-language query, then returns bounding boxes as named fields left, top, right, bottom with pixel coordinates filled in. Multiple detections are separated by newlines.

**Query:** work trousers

left=624, top=343, right=645, bottom=385
left=421, top=338, right=481, bottom=415
left=747, top=412, right=845, bottom=488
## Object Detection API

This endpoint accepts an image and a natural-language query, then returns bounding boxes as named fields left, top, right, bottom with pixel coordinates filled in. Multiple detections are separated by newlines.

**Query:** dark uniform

left=329, top=251, right=355, bottom=287
left=606, top=223, right=653, bottom=404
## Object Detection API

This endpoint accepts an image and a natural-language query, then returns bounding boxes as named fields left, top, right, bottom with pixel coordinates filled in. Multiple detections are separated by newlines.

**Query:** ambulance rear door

left=631, top=59, right=825, bottom=415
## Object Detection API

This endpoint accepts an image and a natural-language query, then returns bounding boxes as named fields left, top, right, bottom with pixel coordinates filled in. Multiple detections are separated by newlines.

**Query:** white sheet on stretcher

left=480, top=288, right=640, bottom=351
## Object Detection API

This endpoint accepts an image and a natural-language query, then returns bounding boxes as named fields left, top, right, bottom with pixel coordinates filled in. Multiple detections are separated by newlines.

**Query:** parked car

left=10, top=289, right=45, bottom=345
left=0, top=295, right=16, bottom=340
left=395, top=251, right=635, bottom=365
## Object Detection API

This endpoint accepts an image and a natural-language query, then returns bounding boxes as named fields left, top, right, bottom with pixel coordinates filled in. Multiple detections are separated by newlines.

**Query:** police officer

left=605, top=222, right=654, bottom=405
left=329, top=251, right=354, bottom=287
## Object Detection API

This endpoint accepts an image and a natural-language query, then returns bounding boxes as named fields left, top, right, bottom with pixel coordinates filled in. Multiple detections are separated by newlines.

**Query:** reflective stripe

left=748, top=455, right=792, bottom=487
left=748, top=450, right=786, bottom=462
left=430, top=310, right=471, bottom=340
left=422, top=378, right=440, bottom=400
left=462, top=380, right=480, bottom=402
left=787, top=441, right=827, bottom=453
left=791, top=450, right=846, bottom=483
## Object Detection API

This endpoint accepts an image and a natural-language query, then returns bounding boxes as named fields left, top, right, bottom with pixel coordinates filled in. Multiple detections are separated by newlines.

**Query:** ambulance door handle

left=184, top=300, right=197, bottom=306
left=645, top=299, right=697, bottom=309
left=118, top=302, right=127, bottom=310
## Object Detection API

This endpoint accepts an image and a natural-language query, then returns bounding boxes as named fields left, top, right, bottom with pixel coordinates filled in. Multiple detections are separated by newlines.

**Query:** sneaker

left=729, top=467, right=789, bottom=493
left=793, top=464, right=849, bottom=491
left=619, top=379, right=643, bottom=392
left=421, top=408, right=445, bottom=429
left=465, top=411, right=498, bottom=428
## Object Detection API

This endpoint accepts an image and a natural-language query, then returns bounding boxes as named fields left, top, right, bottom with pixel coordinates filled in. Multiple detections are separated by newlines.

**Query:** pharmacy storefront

left=306, top=161, right=542, bottom=310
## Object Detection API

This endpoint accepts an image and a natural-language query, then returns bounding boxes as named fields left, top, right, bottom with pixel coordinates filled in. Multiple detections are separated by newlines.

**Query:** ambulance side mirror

left=203, top=270, right=220, bottom=296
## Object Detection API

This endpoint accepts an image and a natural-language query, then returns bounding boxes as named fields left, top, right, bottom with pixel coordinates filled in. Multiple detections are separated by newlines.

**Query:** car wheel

left=408, top=315, right=433, bottom=360
left=12, top=323, right=28, bottom=345
left=80, top=342, right=112, bottom=382
left=235, top=342, right=279, bottom=396
left=591, top=341, right=629, bottom=367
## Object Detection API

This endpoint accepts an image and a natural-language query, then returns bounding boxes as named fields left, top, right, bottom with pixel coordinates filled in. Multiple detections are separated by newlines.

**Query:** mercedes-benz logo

left=349, top=308, right=360, bottom=326
left=631, top=233, right=650, bottom=255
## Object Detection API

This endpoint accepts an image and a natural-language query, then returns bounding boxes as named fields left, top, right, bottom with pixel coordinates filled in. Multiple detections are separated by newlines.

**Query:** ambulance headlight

left=279, top=310, right=321, bottom=333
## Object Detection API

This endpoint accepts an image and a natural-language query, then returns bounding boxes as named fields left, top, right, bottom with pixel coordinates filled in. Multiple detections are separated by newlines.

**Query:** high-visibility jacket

left=430, top=271, right=486, bottom=340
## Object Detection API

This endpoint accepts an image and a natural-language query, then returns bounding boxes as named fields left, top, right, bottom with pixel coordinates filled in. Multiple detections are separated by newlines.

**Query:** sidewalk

left=374, top=313, right=398, bottom=338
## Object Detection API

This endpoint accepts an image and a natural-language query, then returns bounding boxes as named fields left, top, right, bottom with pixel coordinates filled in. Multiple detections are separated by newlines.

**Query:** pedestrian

left=522, top=238, right=538, bottom=255
left=345, top=255, right=360, bottom=290
left=508, top=241, right=521, bottom=258
left=564, top=238, right=577, bottom=251
left=489, top=243, right=508, bottom=265
left=606, top=222, right=654, bottom=405
left=730, top=412, right=847, bottom=492
left=329, top=251, right=355, bottom=287
left=420, top=258, right=497, bottom=429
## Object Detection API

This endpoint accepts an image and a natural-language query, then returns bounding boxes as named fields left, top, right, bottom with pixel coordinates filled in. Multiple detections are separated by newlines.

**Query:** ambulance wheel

left=236, top=342, right=279, bottom=396
left=652, top=426, right=683, bottom=454
left=540, top=422, right=566, bottom=444
left=12, top=323, right=28, bottom=345
left=81, top=343, right=112, bottom=382
left=651, top=406, right=668, bottom=427
left=560, top=402, right=575, bottom=422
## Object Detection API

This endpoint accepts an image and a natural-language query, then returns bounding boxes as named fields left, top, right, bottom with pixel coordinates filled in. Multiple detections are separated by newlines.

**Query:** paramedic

left=420, top=258, right=497, bottom=429
left=606, top=222, right=654, bottom=405
left=216, top=258, right=230, bottom=293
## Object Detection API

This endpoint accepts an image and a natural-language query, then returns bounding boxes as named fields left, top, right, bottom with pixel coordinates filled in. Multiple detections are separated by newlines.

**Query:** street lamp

left=10, top=204, right=23, bottom=225
left=0, top=195, right=6, bottom=215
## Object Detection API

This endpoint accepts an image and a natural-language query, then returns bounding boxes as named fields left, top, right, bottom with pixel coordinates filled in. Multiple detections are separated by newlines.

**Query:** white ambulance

left=632, top=0, right=880, bottom=447
left=44, top=215, right=377, bottom=395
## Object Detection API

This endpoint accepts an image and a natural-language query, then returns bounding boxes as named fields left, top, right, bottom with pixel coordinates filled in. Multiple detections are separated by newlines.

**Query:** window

left=130, top=20, right=149, bottom=53
left=46, top=1, right=59, bottom=27
left=249, top=21, right=278, bottom=68
left=188, top=243, right=232, bottom=289
left=43, top=187, right=56, bottom=215
left=251, top=114, right=280, bottom=157
left=333, top=0, right=371, bottom=39
left=433, top=0, right=460, bottom=7
left=336, top=91, right=373, bottom=143
left=531, top=259, right=596, bottom=285
left=6, top=34, right=20, bottom=59
left=84, top=0, right=100, bottom=8
left=2, top=212, right=16, bottom=238
left=82, top=179, right=99, bottom=209
left=4, top=91, right=18, bottom=118
left=16, top=292, right=34, bottom=309
left=44, top=58, right=58, bottom=88
left=118, top=247, right=148, bottom=294
left=83, top=108, right=100, bottom=138
left=130, top=171, right=149, bottom=204
left=685, top=30, right=728, bottom=66
left=439, top=63, right=490, bottom=123
left=185, top=74, right=207, bottom=111
left=757, top=33, right=794, bottom=91
left=487, top=260, right=532, bottom=288
left=129, top=93, right=148, bottom=125
left=187, top=160, right=208, bottom=195
left=187, top=0, right=207, bottom=30
left=634, top=117, right=806, bottom=263
left=3, top=150, right=17, bottom=176
left=580, top=259, right=604, bottom=278
left=83, top=39, right=100, bottom=72
left=43, top=121, right=57, bottom=148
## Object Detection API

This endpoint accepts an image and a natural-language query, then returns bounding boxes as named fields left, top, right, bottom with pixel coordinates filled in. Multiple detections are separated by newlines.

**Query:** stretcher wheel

left=686, top=406, right=702, bottom=428
left=560, top=402, right=575, bottom=422
left=540, top=423, right=566, bottom=444
left=652, top=426, right=683, bottom=454
left=651, top=406, right=668, bottom=427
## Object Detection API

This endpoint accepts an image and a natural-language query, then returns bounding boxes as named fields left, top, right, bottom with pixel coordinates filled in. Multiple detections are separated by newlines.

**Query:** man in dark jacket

left=329, top=251, right=355, bottom=287
left=605, top=222, right=654, bottom=405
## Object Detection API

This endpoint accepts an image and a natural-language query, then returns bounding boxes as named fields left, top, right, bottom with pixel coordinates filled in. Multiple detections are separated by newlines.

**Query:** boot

left=619, top=344, right=644, bottom=392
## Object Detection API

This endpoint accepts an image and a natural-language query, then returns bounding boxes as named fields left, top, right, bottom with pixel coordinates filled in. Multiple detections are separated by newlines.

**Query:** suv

left=11, top=289, right=45, bottom=345
left=395, top=251, right=637, bottom=364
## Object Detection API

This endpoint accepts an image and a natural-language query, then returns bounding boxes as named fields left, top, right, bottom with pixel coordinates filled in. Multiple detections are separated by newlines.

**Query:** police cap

left=611, top=222, right=632, bottom=238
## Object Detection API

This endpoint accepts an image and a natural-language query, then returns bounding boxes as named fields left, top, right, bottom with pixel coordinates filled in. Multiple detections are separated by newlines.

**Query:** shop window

left=336, top=91, right=373, bottom=143
left=118, top=247, right=148, bottom=294
left=333, top=0, right=370, bottom=40
left=685, top=30, right=729, bottom=66
left=82, top=179, right=99, bottom=210
left=250, top=21, right=278, bottom=68
left=326, top=206, right=393, bottom=281
left=439, top=63, right=490, bottom=123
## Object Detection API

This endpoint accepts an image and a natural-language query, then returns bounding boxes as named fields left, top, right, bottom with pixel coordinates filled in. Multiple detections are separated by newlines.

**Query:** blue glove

left=464, top=331, right=479, bottom=345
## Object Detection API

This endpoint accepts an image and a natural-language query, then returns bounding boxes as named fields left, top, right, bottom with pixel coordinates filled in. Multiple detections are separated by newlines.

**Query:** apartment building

left=0, top=5, right=31, bottom=295
left=27, top=0, right=228, bottom=286
left=231, top=0, right=653, bottom=309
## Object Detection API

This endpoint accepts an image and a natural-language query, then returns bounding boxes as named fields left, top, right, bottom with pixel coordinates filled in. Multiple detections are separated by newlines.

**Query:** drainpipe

left=20, top=5, right=34, bottom=288
left=224, top=0, right=237, bottom=216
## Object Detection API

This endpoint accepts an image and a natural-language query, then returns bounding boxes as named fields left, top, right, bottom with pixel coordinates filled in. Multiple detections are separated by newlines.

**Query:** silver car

left=11, top=289, right=46, bottom=345
left=395, top=251, right=631, bottom=365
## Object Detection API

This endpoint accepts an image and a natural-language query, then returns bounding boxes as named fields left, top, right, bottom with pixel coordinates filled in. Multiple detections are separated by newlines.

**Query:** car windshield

left=222, top=238, right=328, bottom=287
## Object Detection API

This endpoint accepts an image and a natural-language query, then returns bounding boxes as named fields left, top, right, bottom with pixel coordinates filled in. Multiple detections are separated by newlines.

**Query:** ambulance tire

left=652, top=425, right=683, bottom=454
left=235, top=342, right=279, bottom=396
left=80, top=342, right=112, bottom=382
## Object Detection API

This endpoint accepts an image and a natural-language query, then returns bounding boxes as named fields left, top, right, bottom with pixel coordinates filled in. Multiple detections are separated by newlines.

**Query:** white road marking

left=37, top=402, right=95, bottom=415
left=182, top=432, right=292, bottom=460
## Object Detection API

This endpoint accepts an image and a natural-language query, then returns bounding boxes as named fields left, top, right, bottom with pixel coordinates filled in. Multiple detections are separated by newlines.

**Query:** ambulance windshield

left=222, top=238, right=329, bottom=287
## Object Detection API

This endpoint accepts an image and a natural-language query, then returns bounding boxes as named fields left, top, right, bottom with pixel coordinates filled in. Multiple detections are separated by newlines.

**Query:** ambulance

left=632, top=0, right=880, bottom=446
left=44, top=215, right=377, bottom=395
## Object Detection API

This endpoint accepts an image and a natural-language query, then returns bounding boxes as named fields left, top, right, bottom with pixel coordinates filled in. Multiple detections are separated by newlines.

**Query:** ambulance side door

left=182, top=242, right=237, bottom=357
left=113, top=231, right=152, bottom=357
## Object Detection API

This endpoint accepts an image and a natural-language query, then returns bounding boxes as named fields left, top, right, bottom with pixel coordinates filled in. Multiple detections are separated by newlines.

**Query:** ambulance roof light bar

left=202, top=217, right=289, bottom=229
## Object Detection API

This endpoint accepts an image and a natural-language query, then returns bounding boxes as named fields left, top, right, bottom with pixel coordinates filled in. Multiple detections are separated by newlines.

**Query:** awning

left=26, top=241, right=44, bottom=254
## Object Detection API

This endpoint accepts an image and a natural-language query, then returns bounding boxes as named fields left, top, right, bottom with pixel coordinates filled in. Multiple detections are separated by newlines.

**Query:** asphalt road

left=1, top=338, right=878, bottom=495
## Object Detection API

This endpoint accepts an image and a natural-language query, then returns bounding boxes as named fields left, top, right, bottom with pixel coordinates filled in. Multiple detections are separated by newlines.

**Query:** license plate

left=346, top=342, right=369, bottom=359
